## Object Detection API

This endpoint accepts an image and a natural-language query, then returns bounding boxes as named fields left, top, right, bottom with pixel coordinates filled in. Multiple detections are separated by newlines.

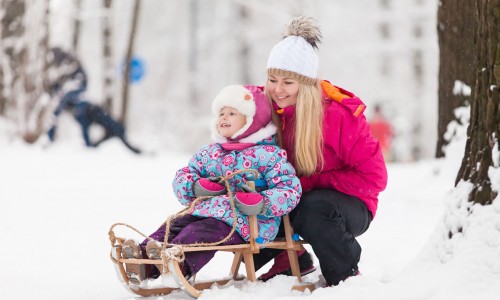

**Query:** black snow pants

left=253, top=189, right=372, bottom=286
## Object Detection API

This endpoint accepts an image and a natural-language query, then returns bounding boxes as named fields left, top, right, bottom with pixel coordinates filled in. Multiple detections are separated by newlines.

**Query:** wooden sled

left=110, top=214, right=315, bottom=298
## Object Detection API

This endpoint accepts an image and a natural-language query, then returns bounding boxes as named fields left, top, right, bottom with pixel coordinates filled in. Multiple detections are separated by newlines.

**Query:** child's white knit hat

left=211, top=85, right=276, bottom=143
left=267, top=16, right=322, bottom=85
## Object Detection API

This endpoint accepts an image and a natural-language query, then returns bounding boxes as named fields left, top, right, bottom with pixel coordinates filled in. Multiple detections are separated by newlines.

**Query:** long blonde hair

left=270, top=81, right=324, bottom=176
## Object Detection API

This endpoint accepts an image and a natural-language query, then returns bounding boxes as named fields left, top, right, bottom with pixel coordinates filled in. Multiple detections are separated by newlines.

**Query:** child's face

left=217, top=106, right=246, bottom=138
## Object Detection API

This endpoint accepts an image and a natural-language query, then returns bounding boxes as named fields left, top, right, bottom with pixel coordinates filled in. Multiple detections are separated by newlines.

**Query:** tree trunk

left=188, top=0, right=199, bottom=108
left=120, top=0, right=140, bottom=125
left=436, top=0, right=477, bottom=157
left=0, top=0, right=50, bottom=142
left=455, top=0, right=500, bottom=205
left=20, top=0, right=51, bottom=142
left=37, top=0, right=51, bottom=131
left=0, top=0, right=26, bottom=117
left=72, top=0, right=82, bottom=53
left=0, top=1, right=6, bottom=116
left=238, top=5, right=250, bottom=84
left=102, top=0, right=114, bottom=112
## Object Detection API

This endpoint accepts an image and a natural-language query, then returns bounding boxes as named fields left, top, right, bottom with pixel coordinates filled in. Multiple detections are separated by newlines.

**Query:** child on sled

left=121, top=85, right=302, bottom=286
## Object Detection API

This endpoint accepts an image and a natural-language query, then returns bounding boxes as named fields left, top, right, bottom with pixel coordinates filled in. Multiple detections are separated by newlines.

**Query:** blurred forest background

left=1, top=0, right=438, bottom=160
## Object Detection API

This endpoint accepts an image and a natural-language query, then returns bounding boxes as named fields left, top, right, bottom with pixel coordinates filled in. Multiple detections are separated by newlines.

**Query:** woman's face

left=266, top=75, right=299, bottom=108
left=217, top=106, right=246, bottom=138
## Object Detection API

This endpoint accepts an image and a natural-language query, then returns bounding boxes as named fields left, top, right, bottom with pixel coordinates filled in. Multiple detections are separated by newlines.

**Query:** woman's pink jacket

left=276, top=80, right=388, bottom=218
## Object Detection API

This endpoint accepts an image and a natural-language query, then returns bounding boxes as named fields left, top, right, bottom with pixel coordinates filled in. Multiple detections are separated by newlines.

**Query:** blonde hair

left=269, top=82, right=324, bottom=176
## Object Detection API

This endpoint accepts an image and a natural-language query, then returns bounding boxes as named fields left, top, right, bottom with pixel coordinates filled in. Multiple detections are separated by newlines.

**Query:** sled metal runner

left=110, top=214, right=315, bottom=298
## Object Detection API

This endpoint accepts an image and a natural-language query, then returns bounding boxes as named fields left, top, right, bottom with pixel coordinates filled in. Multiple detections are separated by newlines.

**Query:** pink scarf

left=221, top=142, right=256, bottom=151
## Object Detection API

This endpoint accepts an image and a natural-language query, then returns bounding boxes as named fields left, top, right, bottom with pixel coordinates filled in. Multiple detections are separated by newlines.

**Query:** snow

left=1, top=120, right=500, bottom=300
left=2, top=0, right=499, bottom=297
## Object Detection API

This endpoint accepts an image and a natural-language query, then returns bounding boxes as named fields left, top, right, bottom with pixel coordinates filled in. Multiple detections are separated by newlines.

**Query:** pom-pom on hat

left=267, top=16, right=322, bottom=85
left=211, top=85, right=276, bottom=143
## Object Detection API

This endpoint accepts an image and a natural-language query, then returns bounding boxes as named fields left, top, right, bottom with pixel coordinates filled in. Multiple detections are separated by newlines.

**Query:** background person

left=369, top=104, right=394, bottom=161
left=46, top=47, right=141, bottom=154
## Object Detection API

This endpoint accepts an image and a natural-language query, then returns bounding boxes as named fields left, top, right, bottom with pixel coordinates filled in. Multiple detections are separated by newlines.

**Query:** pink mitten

left=193, top=178, right=227, bottom=197
left=234, top=192, right=264, bottom=215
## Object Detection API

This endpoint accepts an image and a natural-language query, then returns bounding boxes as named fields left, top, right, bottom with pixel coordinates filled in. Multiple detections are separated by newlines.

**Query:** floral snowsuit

left=172, top=136, right=301, bottom=243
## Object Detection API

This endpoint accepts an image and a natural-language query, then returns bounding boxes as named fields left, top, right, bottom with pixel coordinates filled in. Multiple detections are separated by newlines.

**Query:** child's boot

left=145, top=240, right=166, bottom=274
left=146, top=240, right=179, bottom=288
left=121, top=239, right=146, bottom=285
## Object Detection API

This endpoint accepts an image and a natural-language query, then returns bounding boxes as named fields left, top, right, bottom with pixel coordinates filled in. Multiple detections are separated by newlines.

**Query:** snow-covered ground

left=1, top=131, right=500, bottom=300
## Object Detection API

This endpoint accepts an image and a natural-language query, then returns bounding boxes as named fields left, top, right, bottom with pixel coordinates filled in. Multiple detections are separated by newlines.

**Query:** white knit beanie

left=267, top=16, right=322, bottom=85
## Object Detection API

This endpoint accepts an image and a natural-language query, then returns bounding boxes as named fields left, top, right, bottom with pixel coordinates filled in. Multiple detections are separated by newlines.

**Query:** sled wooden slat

left=180, top=239, right=306, bottom=252
left=248, top=215, right=260, bottom=251
left=292, top=282, right=316, bottom=292
left=230, top=252, right=244, bottom=280
left=130, top=286, right=178, bottom=297
left=192, top=279, right=234, bottom=290
left=287, top=249, right=302, bottom=282
left=243, top=253, right=257, bottom=281
left=284, top=214, right=296, bottom=249
left=118, top=258, right=160, bottom=265
left=182, top=244, right=261, bottom=252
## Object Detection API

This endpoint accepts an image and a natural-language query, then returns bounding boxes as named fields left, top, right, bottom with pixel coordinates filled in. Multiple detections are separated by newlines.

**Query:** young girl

left=122, top=85, right=301, bottom=286
left=255, top=17, right=388, bottom=286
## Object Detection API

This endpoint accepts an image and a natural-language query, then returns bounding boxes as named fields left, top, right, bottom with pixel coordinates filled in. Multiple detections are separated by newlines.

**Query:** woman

left=255, top=16, right=388, bottom=287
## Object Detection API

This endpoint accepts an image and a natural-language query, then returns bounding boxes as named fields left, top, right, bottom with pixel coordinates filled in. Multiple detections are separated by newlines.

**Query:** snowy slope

left=1, top=131, right=499, bottom=300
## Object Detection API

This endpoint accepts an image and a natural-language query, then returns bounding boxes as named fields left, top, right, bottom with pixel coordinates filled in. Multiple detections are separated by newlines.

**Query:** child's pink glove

left=234, top=192, right=265, bottom=215
left=193, top=177, right=227, bottom=197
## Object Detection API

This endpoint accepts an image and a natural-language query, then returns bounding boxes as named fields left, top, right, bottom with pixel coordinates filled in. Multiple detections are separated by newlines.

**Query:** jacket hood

left=321, top=80, right=366, bottom=117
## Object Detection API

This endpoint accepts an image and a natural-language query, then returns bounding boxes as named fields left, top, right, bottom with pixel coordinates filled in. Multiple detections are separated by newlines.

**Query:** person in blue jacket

left=46, top=47, right=141, bottom=154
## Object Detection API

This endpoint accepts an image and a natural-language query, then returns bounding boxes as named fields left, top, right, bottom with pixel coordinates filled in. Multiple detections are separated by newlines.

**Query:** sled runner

left=108, top=170, right=315, bottom=298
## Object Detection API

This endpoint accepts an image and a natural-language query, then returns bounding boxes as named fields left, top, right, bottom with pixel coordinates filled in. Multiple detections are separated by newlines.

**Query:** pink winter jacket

left=276, top=80, right=388, bottom=218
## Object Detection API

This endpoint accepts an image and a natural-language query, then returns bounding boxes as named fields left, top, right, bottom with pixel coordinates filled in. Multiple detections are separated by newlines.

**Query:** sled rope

left=161, top=245, right=185, bottom=265
left=109, top=169, right=259, bottom=274
left=108, top=222, right=152, bottom=245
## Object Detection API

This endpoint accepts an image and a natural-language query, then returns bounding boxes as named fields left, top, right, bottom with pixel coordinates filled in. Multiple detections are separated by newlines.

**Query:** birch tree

left=0, top=0, right=51, bottom=142
left=0, top=0, right=25, bottom=118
